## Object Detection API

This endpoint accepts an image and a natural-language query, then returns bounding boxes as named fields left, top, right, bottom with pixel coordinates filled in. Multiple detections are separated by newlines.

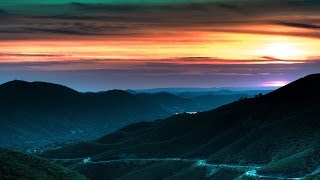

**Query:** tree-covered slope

left=0, top=148, right=86, bottom=180
left=0, top=80, right=245, bottom=152
left=43, top=74, right=320, bottom=179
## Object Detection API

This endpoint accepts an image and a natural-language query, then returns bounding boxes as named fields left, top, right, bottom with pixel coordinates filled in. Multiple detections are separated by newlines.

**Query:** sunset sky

left=0, top=0, right=320, bottom=91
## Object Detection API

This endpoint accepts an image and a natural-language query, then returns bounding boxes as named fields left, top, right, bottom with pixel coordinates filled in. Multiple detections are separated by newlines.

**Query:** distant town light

left=83, top=157, right=92, bottom=164
left=175, top=112, right=198, bottom=115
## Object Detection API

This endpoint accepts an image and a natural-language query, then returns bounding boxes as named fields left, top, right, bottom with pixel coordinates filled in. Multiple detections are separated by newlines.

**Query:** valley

left=1, top=0, right=320, bottom=179
left=0, top=80, right=258, bottom=152
left=40, top=74, right=320, bottom=179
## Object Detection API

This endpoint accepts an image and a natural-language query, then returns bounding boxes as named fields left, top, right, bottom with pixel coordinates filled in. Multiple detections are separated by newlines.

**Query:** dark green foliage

left=0, top=80, right=250, bottom=152
left=117, top=161, right=193, bottom=180
left=304, top=173, right=320, bottom=180
left=0, top=148, right=86, bottom=180
left=44, top=74, right=320, bottom=179
left=74, top=161, right=157, bottom=180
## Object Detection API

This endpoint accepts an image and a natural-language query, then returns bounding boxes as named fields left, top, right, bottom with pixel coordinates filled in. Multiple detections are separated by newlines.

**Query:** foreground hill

left=43, top=74, right=320, bottom=179
left=0, top=148, right=86, bottom=180
left=0, top=80, right=254, bottom=152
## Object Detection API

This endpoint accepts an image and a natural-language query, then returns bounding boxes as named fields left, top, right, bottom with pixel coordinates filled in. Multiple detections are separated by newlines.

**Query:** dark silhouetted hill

left=0, top=148, right=86, bottom=180
left=0, top=80, right=254, bottom=152
left=43, top=74, right=320, bottom=179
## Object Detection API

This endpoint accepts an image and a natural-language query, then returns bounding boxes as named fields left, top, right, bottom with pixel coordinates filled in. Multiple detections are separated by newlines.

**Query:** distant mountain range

left=129, top=87, right=274, bottom=94
left=0, top=80, right=260, bottom=152
left=42, top=74, right=320, bottom=179
left=128, top=88, right=272, bottom=98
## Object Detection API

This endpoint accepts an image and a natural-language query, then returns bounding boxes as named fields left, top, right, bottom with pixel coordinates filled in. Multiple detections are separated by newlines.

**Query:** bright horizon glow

left=255, top=41, right=307, bottom=60
left=262, top=81, right=289, bottom=87
left=0, top=31, right=319, bottom=65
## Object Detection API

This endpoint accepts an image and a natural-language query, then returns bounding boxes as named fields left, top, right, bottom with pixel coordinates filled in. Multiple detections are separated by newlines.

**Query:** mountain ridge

left=0, top=79, right=257, bottom=152
left=41, top=74, right=320, bottom=179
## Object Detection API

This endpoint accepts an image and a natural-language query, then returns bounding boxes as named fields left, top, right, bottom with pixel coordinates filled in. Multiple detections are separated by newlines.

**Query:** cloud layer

left=1, top=0, right=320, bottom=40
left=1, top=0, right=320, bottom=89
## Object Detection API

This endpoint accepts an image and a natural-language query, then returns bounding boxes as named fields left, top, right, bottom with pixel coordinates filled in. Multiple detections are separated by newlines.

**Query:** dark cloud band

left=0, top=0, right=320, bottom=39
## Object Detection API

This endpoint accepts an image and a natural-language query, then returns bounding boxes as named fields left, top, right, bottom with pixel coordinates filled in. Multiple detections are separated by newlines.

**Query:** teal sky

left=2, top=0, right=216, bottom=6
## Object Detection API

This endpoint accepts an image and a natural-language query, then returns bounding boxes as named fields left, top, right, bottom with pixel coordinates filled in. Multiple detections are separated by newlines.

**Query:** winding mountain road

left=51, top=157, right=306, bottom=179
